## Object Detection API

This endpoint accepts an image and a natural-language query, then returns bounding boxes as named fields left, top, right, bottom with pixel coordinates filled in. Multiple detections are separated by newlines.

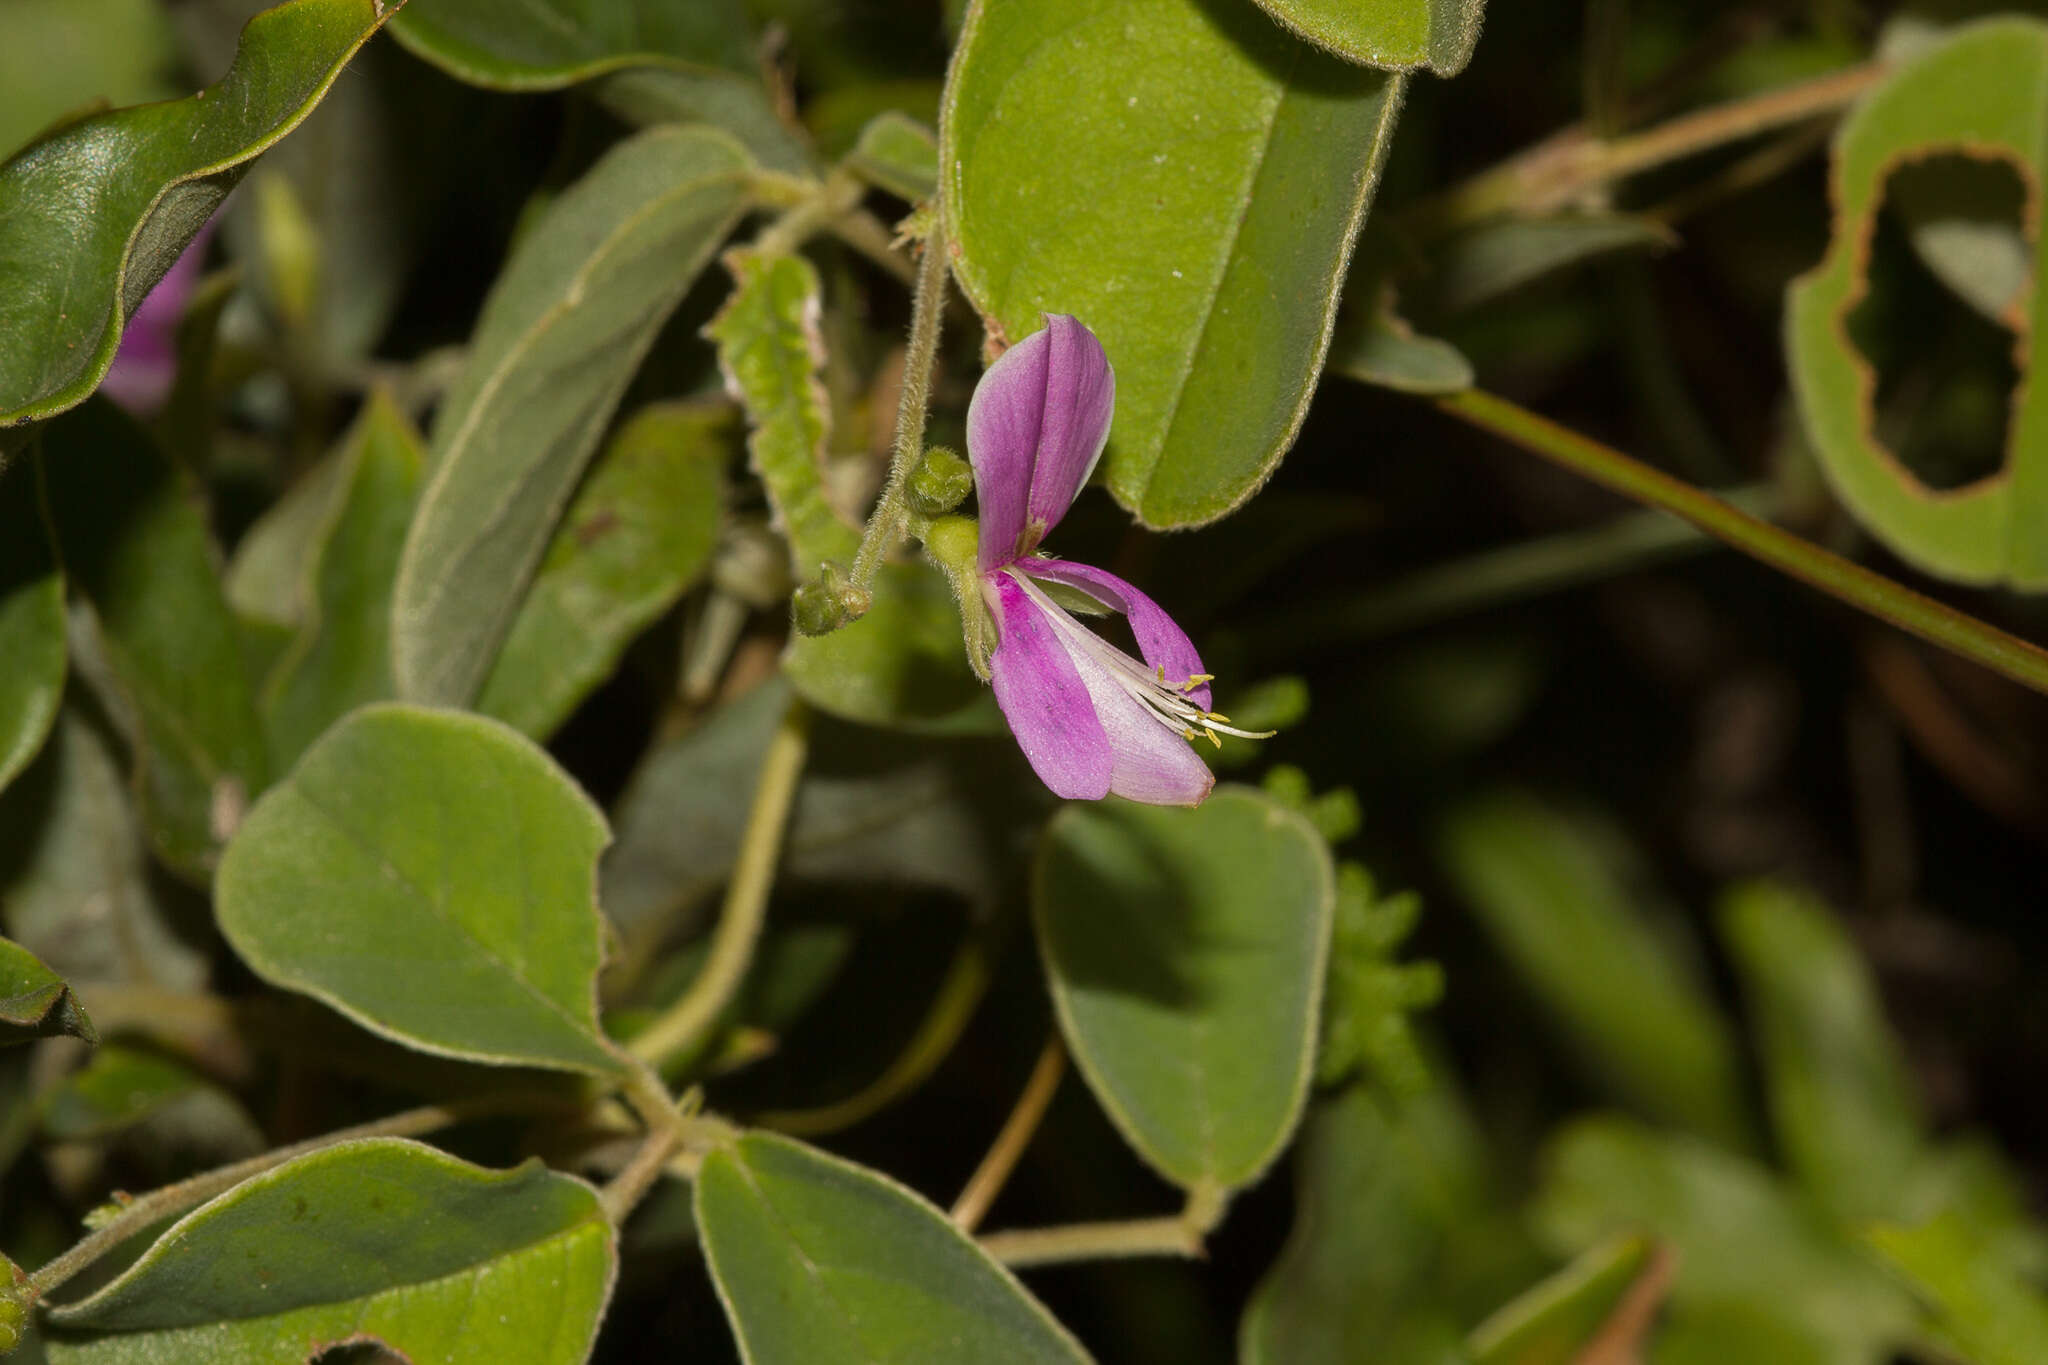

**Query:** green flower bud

left=0, top=1256, right=28, bottom=1356
left=790, top=562, right=871, bottom=637
left=922, top=514, right=979, bottom=577
left=906, top=445, right=973, bottom=519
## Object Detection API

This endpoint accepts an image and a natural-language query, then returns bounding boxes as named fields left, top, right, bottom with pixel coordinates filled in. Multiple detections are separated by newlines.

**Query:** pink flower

left=969, top=315, right=1259, bottom=807
left=100, top=225, right=214, bottom=415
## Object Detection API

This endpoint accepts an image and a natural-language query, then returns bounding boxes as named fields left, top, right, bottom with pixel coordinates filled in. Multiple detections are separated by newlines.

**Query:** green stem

left=979, top=1216, right=1203, bottom=1269
left=848, top=205, right=951, bottom=594
left=951, top=1038, right=1066, bottom=1233
left=1436, top=390, right=2048, bottom=696
left=24, top=1092, right=575, bottom=1304
left=625, top=698, right=811, bottom=1068
left=752, top=168, right=864, bottom=260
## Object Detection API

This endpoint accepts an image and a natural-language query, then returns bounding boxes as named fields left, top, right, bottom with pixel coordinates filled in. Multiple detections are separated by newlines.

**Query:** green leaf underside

left=1033, top=788, right=1334, bottom=1191
left=476, top=401, right=725, bottom=739
left=849, top=111, right=940, bottom=203
left=1425, top=214, right=1677, bottom=316
left=216, top=705, right=619, bottom=1074
left=1787, top=18, right=2048, bottom=587
left=0, top=0, right=404, bottom=427
left=1250, top=0, right=1487, bottom=75
left=1866, top=1215, right=2048, bottom=1365
left=260, top=392, right=425, bottom=772
left=943, top=0, right=1407, bottom=528
left=0, top=935, right=95, bottom=1046
left=391, top=124, right=754, bottom=709
left=696, top=1132, right=1093, bottom=1365
left=1534, top=1117, right=1917, bottom=1361
left=1434, top=791, right=1753, bottom=1149
left=0, top=462, right=64, bottom=798
left=1466, top=1235, right=1655, bottom=1365
left=45, top=1139, right=613, bottom=1365
left=40, top=402, right=268, bottom=882
left=1326, top=310, right=1473, bottom=394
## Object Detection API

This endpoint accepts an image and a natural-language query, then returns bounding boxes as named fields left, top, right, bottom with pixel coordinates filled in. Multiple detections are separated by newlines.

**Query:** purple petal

left=989, top=572, right=1113, bottom=800
left=1025, top=558, right=1211, bottom=711
left=967, top=314, right=1115, bottom=570
left=102, top=224, right=215, bottom=416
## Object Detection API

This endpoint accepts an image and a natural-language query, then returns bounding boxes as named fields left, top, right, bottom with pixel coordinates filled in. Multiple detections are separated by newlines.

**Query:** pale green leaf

left=476, top=401, right=726, bottom=740
left=391, top=125, right=754, bottom=708
left=1250, top=0, right=1487, bottom=75
left=847, top=111, right=939, bottom=203
left=1786, top=17, right=2048, bottom=587
left=1326, top=309, right=1474, bottom=394
left=0, top=0, right=405, bottom=428
left=0, top=462, right=63, bottom=798
left=1434, top=791, right=1753, bottom=1149
left=0, top=936, right=94, bottom=1047
left=43, top=1139, right=613, bottom=1365
left=259, top=393, right=425, bottom=771
left=40, top=1046, right=205, bottom=1140
left=1466, top=1235, right=1657, bottom=1365
left=1033, top=787, right=1334, bottom=1192
left=1866, top=1214, right=2048, bottom=1365
left=1424, top=214, right=1676, bottom=316
left=943, top=0, right=1407, bottom=528
left=216, top=705, right=621, bottom=1074
left=40, top=402, right=268, bottom=882
left=0, top=0, right=181, bottom=160
left=696, top=1132, right=1092, bottom=1364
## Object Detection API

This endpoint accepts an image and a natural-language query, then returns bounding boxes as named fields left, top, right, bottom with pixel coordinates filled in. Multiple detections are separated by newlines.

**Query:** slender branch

left=1436, top=389, right=2048, bottom=698
left=25, top=1092, right=574, bottom=1303
left=979, top=1217, right=1203, bottom=1270
left=952, top=1038, right=1066, bottom=1233
left=599, top=1125, right=685, bottom=1224
left=753, top=168, right=865, bottom=260
left=754, top=935, right=990, bottom=1138
left=828, top=208, right=918, bottom=287
left=848, top=205, right=950, bottom=593
left=626, top=698, right=811, bottom=1067
left=1414, top=59, right=1887, bottom=232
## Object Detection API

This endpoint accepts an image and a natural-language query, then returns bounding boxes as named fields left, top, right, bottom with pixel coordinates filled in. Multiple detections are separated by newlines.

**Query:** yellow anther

left=1204, top=728, right=1222, bottom=748
left=1206, top=711, right=1231, bottom=725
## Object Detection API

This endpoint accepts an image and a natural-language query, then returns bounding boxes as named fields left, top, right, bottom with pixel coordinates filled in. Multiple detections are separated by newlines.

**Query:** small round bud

left=906, top=445, right=973, bottom=519
left=790, top=563, right=871, bottom=637
left=922, top=515, right=980, bottom=577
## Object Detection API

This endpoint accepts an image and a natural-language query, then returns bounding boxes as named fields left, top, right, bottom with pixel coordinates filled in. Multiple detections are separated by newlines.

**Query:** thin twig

left=1435, top=389, right=2048, bottom=698
left=626, top=698, right=811, bottom=1067
left=978, top=1217, right=1204, bottom=1270
left=599, top=1125, right=685, bottom=1224
left=952, top=1038, right=1066, bottom=1233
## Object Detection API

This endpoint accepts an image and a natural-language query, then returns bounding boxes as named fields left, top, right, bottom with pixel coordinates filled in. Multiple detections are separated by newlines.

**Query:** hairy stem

left=626, top=698, right=811, bottom=1068
left=752, top=168, right=865, bottom=260
left=951, top=1038, right=1066, bottom=1233
left=1436, top=390, right=2048, bottom=698
left=979, top=1217, right=1204, bottom=1269
left=848, top=205, right=951, bottom=593
left=25, top=1092, right=576, bottom=1303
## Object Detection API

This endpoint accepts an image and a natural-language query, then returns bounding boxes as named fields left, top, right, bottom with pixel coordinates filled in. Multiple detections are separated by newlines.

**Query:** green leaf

left=1866, top=1214, right=2048, bottom=1365
left=1532, top=1116, right=1918, bottom=1362
left=0, top=706, right=208, bottom=993
left=1433, top=790, right=1753, bottom=1149
left=1891, top=152, right=2032, bottom=326
left=1249, top=0, right=1487, bottom=75
left=0, top=936, right=94, bottom=1046
left=0, top=0, right=405, bottom=429
left=1787, top=17, right=2048, bottom=587
left=389, top=0, right=806, bottom=172
left=40, top=402, right=268, bottom=881
left=1326, top=308, right=1474, bottom=395
left=696, top=1131, right=1093, bottom=1364
left=259, top=393, right=425, bottom=771
left=43, top=1138, right=613, bottom=1364
left=1316, top=864, right=1441, bottom=1093
left=0, top=462, right=64, bottom=798
left=704, top=249, right=993, bottom=731
left=1466, top=1235, right=1657, bottom=1365
left=216, top=704, right=621, bottom=1074
left=390, top=124, right=754, bottom=708
left=1719, top=880, right=1925, bottom=1225
left=0, top=0, right=181, bottom=161
left=1240, top=1080, right=1497, bottom=1365
left=943, top=0, right=1407, bottom=528
left=847, top=111, right=939, bottom=203
left=1033, top=787, right=1334, bottom=1193
left=1422, top=213, right=1676, bottom=316
left=40, top=1046, right=204, bottom=1140
left=476, top=401, right=726, bottom=739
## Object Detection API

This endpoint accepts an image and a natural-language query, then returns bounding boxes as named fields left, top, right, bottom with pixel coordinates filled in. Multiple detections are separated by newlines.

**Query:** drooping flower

left=100, top=223, right=214, bottom=415
left=967, top=314, right=1262, bottom=807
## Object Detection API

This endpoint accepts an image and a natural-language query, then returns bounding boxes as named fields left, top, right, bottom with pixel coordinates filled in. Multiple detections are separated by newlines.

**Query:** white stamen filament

left=1004, top=571, right=1274, bottom=747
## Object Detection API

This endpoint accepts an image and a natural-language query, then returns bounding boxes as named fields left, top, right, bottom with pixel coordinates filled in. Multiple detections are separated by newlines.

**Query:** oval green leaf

left=1865, top=1214, right=2048, bottom=1365
left=40, top=402, right=269, bottom=882
left=943, top=0, right=1407, bottom=528
left=848, top=112, right=940, bottom=204
left=216, top=704, right=620, bottom=1074
left=44, top=1138, right=613, bottom=1364
left=696, top=1131, right=1093, bottom=1365
left=1787, top=18, right=2048, bottom=587
left=0, top=0, right=405, bottom=429
left=1033, top=787, right=1335, bottom=1193
left=390, top=124, right=754, bottom=708
left=476, top=401, right=726, bottom=740
left=0, top=461, right=63, bottom=799
left=0, top=935, right=94, bottom=1047
left=1466, top=1235, right=1658, bottom=1365
left=1250, top=0, right=1487, bottom=75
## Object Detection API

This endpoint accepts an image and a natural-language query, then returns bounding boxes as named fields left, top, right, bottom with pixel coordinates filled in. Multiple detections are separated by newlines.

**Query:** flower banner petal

left=967, top=315, right=1114, bottom=568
